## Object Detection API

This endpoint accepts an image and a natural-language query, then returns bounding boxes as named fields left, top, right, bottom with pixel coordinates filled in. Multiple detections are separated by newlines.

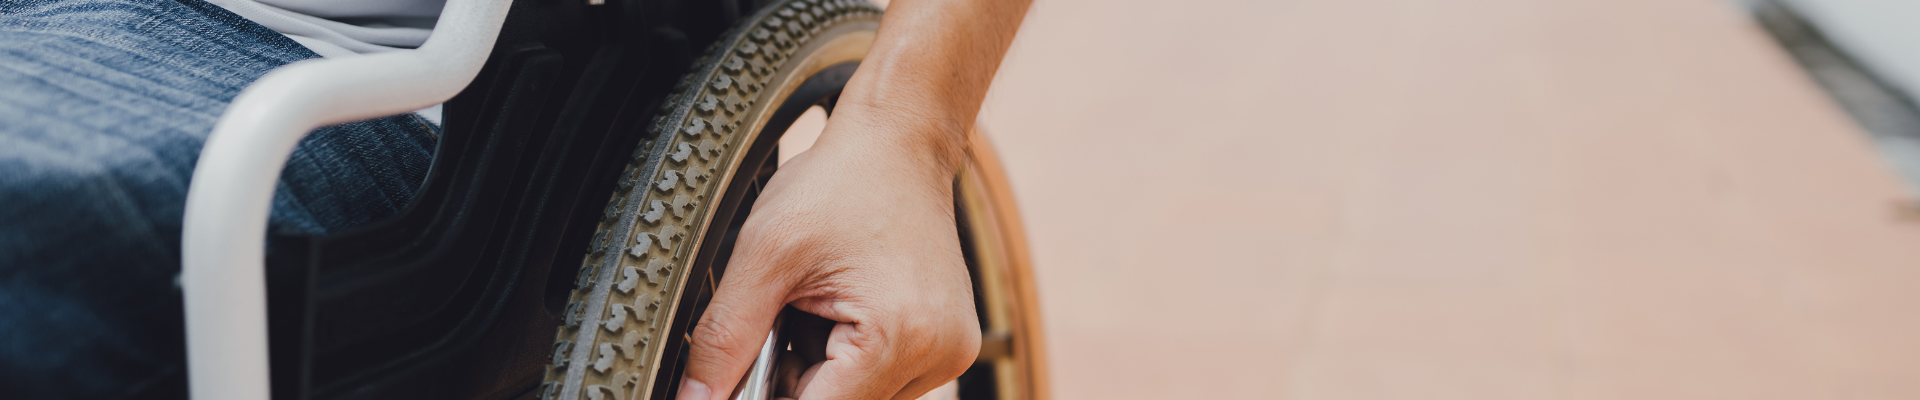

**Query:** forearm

left=816, top=0, right=1033, bottom=177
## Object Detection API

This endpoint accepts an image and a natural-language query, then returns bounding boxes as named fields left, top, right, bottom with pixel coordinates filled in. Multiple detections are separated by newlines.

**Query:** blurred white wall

left=1776, top=0, right=1920, bottom=97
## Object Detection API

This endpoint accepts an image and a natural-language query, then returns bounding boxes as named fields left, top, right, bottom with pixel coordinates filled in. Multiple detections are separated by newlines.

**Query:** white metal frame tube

left=180, top=0, right=511, bottom=398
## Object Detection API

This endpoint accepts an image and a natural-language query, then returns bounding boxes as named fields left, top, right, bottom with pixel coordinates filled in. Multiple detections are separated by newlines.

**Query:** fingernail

left=678, top=378, right=711, bottom=400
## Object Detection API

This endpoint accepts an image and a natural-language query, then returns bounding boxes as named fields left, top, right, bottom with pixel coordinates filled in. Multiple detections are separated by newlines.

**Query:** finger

left=893, top=376, right=956, bottom=400
left=778, top=312, right=833, bottom=398
left=907, top=380, right=960, bottom=400
left=774, top=350, right=807, bottom=398
left=793, top=323, right=915, bottom=400
left=678, top=256, right=793, bottom=400
left=793, top=357, right=909, bottom=400
left=784, top=295, right=978, bottom=400
left=794, top=360, right=823, bottom=397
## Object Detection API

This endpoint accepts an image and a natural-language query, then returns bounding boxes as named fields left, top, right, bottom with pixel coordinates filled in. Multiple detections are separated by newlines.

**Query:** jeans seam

left=407, top=111, right=440, bottom=141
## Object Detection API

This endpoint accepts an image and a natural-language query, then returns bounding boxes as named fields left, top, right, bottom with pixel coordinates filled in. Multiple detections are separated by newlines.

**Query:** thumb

left=678, top=253, right=791, bottom=400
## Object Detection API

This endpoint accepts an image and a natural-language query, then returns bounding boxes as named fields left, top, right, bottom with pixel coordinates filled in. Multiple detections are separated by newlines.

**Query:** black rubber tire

left=537, top=1, right=882, bottom=400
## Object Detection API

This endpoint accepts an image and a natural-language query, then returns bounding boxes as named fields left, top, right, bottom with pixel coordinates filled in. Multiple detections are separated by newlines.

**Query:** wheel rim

left=953, top=135, right=1048, bottom=400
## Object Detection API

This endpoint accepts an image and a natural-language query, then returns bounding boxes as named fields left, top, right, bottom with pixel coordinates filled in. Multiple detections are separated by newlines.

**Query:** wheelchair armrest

left=179, top=1, right=512, bottom=399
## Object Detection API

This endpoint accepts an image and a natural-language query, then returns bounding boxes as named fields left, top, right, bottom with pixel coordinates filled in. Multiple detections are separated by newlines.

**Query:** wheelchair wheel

left=538, top=1, right=1045, bottom=399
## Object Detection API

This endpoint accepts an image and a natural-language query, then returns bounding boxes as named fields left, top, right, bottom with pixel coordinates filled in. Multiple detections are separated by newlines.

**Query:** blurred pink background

left=975, top=0, right=1920, bottom=398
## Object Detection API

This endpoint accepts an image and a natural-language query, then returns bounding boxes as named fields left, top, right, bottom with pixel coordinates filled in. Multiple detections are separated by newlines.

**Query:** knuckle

left=949, top=326, right=981, bottom=356
left=758, top=210, right=812, bottom=238
left=734, top=214, right=823, bottom=274
left=940, top=330, right=980, bottom=376
left=926, top=310, right=981, bottom=376
left=745, top=206, right=814, bottom=244
left=842, top=319, right=892, bottom=354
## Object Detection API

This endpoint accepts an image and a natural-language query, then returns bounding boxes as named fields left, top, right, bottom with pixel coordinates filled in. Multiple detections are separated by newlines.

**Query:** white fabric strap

left=206, top=0, right=435, bottom=54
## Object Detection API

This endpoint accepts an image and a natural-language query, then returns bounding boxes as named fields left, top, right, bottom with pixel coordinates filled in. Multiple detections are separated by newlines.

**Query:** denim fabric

left=0, top=0, right=437, bottom=398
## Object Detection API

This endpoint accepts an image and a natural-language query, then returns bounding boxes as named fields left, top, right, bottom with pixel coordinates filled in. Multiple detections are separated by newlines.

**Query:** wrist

left=813, top=97, right=970, bottom=183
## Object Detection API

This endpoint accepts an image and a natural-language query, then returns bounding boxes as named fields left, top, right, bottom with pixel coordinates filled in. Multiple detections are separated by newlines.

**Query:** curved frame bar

left=179, top=0, right=511, bottom=398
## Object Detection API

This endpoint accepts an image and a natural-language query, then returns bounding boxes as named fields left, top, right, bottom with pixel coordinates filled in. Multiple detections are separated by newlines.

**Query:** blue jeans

left=0, top=0, right=437, bottom=397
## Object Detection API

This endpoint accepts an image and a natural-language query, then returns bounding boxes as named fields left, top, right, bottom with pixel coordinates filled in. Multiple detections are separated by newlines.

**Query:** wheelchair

left=172, top=0, right=1044, bottom=399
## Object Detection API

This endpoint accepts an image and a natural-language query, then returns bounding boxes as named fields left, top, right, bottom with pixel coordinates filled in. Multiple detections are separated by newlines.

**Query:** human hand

left=674, top=113, right=981, bottom=400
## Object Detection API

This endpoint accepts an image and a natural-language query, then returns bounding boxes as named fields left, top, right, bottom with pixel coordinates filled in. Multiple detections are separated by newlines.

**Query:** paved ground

left=976, top=0, right=1920, bottom=398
